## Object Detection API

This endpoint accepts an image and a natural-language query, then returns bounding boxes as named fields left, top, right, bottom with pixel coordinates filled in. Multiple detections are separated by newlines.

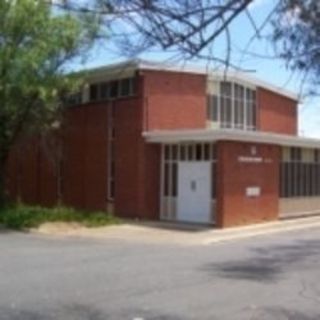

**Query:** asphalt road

left=1, top=227, right=320, bottom=320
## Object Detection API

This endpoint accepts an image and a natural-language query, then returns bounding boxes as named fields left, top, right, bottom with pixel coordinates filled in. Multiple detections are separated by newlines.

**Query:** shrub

left=0, top=204, right=120, bottom=230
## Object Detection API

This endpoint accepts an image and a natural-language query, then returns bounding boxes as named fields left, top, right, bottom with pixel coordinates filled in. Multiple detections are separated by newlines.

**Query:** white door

left=177, top=162, right=211, bottom=224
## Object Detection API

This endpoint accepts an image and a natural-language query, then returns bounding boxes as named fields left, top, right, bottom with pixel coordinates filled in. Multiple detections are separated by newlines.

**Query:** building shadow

left=0, top=304, right=187, bottom=320
left=202, top=238, right=320, bottom=283
left=252, top=307, right=320, bottom=320
left=126, top=219, right=214, bottom=233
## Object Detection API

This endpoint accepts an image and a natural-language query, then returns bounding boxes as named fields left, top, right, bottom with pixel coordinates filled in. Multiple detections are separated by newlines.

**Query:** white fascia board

left=138, top=61, right=298, bottom=101
left=208, top=71, right=298, bottom=101
left=143, top=129, right=320, bottom=148
left=78, top=59, right=298, bottom=101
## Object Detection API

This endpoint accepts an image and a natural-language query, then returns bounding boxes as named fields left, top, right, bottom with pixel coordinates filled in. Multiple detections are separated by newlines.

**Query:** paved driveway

left=1, top=226, right=320, bottom=320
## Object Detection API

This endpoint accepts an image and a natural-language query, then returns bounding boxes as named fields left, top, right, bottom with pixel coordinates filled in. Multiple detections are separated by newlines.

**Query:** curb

left=202, top=217, right=320, bottom=245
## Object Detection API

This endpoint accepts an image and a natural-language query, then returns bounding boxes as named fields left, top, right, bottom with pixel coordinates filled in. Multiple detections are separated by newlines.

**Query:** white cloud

left=248, top=0, right=269, bottom=10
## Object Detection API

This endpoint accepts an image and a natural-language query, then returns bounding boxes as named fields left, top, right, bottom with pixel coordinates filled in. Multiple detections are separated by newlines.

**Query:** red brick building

left=6, top=60, right=320, bottom=227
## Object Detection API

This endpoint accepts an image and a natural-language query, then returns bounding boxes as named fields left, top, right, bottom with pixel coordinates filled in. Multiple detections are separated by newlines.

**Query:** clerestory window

left=207, top=81, right=257, bottom=131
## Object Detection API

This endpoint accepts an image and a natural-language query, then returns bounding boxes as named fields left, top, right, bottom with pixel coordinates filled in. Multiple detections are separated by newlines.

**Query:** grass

left=0, top=204, right=120, bottom=230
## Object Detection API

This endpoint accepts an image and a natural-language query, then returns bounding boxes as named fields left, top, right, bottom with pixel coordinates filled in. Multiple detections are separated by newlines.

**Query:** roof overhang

left=143, top=129, right=320, bottom=149
left=80, top=59, right=298, bottom=101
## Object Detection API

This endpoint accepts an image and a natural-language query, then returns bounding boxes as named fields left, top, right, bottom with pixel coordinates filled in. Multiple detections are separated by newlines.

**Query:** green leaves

left=273, top=0, right=320, bottom=94
left=0, top=0, right=102, bottom=206
left=0, top=0, right=100, bottom=153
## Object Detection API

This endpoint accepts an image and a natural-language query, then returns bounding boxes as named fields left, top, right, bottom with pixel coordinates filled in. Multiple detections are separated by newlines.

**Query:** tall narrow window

left=100, top=82, right=109, bottom=99
left=107, top=103, right=115, bottom=200
left=207, top=81, right=257, bottom=131
left=89, top=84, right=99, bottom=101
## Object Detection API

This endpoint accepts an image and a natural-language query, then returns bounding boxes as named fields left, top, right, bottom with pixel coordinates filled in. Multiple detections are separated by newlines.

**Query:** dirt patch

left=35, top=222, right=85, bottom=235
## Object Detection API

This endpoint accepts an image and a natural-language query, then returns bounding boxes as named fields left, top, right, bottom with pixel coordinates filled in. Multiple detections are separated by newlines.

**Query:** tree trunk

left=0, top=159, right=6, bottom=208
left=0, top=145, right=9, bottom=208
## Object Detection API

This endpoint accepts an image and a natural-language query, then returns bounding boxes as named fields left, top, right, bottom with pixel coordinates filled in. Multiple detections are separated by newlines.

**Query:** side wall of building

left=216, top=141, right=280, bottom=228
left=6, top=135, right=60, bottom=207
left=5, top=74, right=162, bottom=220
left=257, top=87, right=298, bottom=135
left=5, top=103, right=110, bottom=211
left=62, top=104, right=110, bottom=211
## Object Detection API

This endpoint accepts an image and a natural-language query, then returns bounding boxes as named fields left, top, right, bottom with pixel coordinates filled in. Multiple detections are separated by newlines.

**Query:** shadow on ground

left=0, top=226, right=26, bottom=234
left=202, top=238, right=320, bottom=283
left=252, top=307, right=320, bottom=320
left=127, top=219, right=213, bottom=233
left=0, top=304, right=187, bottom=320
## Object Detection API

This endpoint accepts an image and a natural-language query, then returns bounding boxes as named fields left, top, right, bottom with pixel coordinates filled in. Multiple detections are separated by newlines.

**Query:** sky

left=78, top=0, right=320, bottom=138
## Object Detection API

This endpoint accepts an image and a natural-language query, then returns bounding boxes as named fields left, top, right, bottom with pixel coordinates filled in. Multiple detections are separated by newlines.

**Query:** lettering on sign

left=238, top=156, right=263, bottom=163
left=246, top=186, right=261, bottom=197
left=238, top=156, right=274, bottom=164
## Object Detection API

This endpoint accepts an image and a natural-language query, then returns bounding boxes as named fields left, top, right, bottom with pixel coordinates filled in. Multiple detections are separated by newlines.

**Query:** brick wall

left=6, top=103, right=110, bottom=211
left=5, top=135, right=59, bottom=206
left=257, top=87, right=298, bottom=135
left=216, top=141, right=280, bottom=228
left=62, top=104, right=109, bottom=211
left=113, top=97, right=143, bottom=218
left=141, top=70, right=207, bottom=130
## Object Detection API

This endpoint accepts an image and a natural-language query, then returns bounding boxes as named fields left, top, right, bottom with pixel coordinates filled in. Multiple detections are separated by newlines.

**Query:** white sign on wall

left=246, top=186, right=261, bottom=197
left=238, top=156, right=263, bottom=163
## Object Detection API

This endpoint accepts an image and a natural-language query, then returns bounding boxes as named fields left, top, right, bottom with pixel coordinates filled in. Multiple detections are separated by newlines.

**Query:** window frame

left=207, top=80, right=257, bottom=131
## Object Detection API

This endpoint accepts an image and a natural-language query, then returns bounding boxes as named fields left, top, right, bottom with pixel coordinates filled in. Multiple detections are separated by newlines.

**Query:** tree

left=60, top=0, right=255, bottom=67
left=0, top=0, right=100, bottom=206
left=273, top=0, right=320, bottom=95
left=62, top=0, right=320, bottom=94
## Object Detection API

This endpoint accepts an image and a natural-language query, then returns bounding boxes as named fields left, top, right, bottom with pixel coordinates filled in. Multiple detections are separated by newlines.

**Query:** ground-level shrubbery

left=0, top=204, right=120, bottom=230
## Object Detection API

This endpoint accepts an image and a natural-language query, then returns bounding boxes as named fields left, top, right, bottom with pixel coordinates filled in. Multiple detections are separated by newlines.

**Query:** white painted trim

left=79, top=59, right=298, bottom=101
left=280, top=210, right=320, bottom=219
left=143, top=128, right=320, bottom=148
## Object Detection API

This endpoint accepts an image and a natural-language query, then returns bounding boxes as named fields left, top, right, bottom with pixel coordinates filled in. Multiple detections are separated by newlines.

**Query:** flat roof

left=143, top=129, right=320, bottom=149
left=83, top=59, right=298, bottom=101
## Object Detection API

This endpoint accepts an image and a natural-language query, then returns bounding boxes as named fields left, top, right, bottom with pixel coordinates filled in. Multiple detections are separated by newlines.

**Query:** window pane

left=220, top=96, right=226, bottom=127
left=314, top=150, right=318, bottom=163
left=188, top=145, right=194, bottom=160
left=164, top=163, right=170, bottom=196
left=225, top=97, right=232, bottom=127
left=207, top=95, right=218, bottom=121
left=212, top=96, right=218, bottom=121
left=171, top=145, right=178, bottom=161
left=212, top=162, right=216, bottom=199
left=206, top=96, right=212, bottom=119
left=180, top=145, right=186, bottom=161
left=234, top=99, right=241, bottom=127
left=100, top=82, right=109, bottom=99
left=120, top=78, right=131, bottom=97
left=284, top=163, right=289, bottom=197
left=172, top=163, right=178, bottom=197
left=204, top=144, right=210, bottom=160
left=221, top=82, right=232, bottom=96
left=164, top=145, right=170, bottom=160
left=109, top=80, right=119, bottom=98
left=290, top=147, right=302, bottom=161
left=196, top=144, right=202, bottom=161
left=89, top=84, right=98, bottom=101
left=247, top=101, right=255, bottom=128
